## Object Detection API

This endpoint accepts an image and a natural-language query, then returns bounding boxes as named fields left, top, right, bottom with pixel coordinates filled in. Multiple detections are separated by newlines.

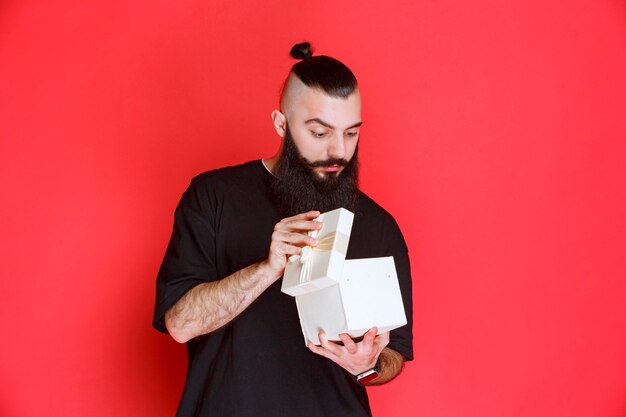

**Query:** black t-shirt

left=153, top=160, right=413, bottom=417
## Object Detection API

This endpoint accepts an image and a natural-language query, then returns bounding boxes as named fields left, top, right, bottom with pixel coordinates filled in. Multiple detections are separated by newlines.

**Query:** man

left=153, top=42, right=413, bottom=417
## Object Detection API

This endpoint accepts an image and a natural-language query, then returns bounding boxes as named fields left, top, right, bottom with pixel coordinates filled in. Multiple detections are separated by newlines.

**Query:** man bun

left=283, top=41, right=357, bottom=99
left=290, top=42, right=313, bottom=60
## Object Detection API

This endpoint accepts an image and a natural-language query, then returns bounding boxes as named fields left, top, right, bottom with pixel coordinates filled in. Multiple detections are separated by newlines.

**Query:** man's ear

left=271, top=110, right=287, bottom=138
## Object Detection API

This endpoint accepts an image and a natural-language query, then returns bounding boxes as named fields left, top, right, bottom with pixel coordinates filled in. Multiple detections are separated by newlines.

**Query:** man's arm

left=165, top=211, right=322, bottom=343
left=165, top=261, right=278, bottom=343
left=365, top=347, right=405, bottom=385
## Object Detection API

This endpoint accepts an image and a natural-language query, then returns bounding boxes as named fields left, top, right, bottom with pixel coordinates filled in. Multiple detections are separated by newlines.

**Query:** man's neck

left=263, top=153, right=281, bottom=175
left=261, top=159, right=275, bottom=176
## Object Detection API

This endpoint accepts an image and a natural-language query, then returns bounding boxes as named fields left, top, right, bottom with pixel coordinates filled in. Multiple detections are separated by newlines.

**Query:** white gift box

left=281, top=208, right=354, bottom=297
left=294, top=256, right=407, bottom=345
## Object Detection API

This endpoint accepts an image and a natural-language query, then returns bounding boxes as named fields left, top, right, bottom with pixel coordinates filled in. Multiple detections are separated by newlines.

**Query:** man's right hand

left=265, top=210, right=323, bottom=278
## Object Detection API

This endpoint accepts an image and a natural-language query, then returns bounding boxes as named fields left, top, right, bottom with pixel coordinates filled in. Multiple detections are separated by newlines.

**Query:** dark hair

left=288, top=42, right=358, bottom=98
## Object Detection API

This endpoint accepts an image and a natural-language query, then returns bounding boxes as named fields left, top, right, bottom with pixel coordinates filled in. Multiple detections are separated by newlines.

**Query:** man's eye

left=311, top=131, right=327, bottom=138
left=345, top=130, right=359, bottom=138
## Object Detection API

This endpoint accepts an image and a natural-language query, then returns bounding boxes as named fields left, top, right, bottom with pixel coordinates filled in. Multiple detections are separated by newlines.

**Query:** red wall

left=1, top=1, right=625, bottom=416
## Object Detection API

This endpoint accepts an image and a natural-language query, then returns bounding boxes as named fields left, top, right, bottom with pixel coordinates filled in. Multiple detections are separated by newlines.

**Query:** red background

left=1, top=1, right=625, bottom=416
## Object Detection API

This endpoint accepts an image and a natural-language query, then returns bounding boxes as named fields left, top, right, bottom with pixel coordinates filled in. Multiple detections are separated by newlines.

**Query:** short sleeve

left=382, top=216, right=413, bottom=362
left=152, top=180, right=218, bottom=333
left=387, top=247, right=413, bottom=361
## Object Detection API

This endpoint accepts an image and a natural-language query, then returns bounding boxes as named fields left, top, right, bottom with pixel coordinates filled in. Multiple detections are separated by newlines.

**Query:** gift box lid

left=281, top=208, right=354, bottom=297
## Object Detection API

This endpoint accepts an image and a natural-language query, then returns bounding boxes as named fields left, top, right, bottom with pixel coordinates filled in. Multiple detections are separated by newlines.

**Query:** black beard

left=270, top=128, right=359, bottom=217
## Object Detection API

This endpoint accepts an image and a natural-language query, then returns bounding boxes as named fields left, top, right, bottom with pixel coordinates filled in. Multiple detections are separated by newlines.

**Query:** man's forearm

left=364, top=347, right=405, bottom=386
left=164, top=261, right=280, bottom=343
left=164, top=211, right=323, bottom=344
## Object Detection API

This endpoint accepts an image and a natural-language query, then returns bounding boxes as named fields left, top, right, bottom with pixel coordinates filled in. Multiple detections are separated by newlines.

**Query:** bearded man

left=153, top=42, right=413, bottom=417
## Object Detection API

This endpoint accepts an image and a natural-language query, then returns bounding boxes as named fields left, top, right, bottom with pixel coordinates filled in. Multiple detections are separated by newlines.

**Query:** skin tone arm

left=370, top=346, right=406, bottom=385
left=165, top=211, right=322, bottom=343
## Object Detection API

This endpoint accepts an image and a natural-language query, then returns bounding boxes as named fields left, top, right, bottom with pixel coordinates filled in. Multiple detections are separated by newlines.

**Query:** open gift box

left=281, top=208, right=354, bottom=297
left=294, top=256, right=407, bottom=345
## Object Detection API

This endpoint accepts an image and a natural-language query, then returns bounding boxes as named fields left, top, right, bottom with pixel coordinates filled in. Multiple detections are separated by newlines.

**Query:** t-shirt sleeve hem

left=387, top=343, right=414, bottom=362
left=152, top=280, right=206, bottom=334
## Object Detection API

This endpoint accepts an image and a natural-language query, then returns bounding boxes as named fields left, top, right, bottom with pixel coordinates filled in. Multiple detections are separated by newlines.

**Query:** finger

left=307, top=342, right=337, bottom=362
left=272, top=230, right=317, bottom=246
left=374, top=332, right=390, bottom=353
left=280, top=211, right=320, bottom=224
left=307, top=342, right=334, bottom=360
left=362, top=327, right=378, bottom=346
left=319, top=332, right=344, bottom=356
left=338, top=333, right=358, bottom=354
left=269, top=240, right=303, bottom=257
left=374, top=331, right=390, bottom=344
left=275, top=219, right=323, bottom=234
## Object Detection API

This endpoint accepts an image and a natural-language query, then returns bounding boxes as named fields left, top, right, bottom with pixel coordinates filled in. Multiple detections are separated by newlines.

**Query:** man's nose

left=327, top=134, right=346, bottom=160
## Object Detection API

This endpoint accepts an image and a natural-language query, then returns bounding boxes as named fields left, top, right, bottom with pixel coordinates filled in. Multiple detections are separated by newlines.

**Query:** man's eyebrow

left=304, top=118, right=363, bottom=130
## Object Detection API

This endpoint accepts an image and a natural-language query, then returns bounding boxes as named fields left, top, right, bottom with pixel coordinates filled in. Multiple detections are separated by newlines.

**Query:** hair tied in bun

left=290, top=42, right=313, bottom=60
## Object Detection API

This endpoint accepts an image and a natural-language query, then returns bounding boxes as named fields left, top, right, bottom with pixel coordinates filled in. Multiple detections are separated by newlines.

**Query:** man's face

left=271, top=87, right=362, bottom=216
left=283, top=87, right=362, bottom=179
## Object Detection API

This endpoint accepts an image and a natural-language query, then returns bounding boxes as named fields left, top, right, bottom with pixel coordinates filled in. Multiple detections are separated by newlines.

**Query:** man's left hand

left=307, top=327, right=389, bottom=376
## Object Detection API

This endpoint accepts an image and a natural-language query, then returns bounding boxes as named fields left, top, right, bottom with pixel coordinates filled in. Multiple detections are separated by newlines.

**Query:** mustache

left=305, top=158, right=349, bottom=168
